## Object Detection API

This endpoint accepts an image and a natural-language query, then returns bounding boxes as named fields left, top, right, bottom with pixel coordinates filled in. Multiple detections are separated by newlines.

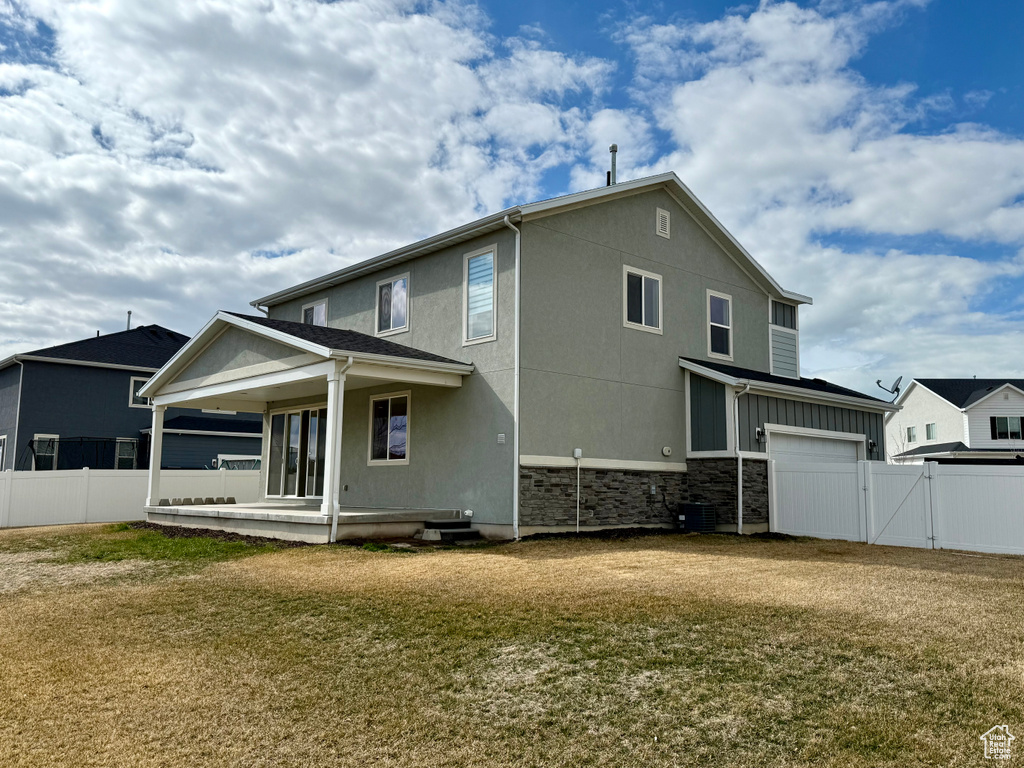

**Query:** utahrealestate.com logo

left=980, top=726, right=1015, bottom=760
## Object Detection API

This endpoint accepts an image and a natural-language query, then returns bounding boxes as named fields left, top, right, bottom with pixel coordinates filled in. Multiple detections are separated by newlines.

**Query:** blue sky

left=1, top=0, right=1023, bottom=393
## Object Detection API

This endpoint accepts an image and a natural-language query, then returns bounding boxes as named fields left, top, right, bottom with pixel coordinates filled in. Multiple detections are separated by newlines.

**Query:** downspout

left=735, top=382, right=751, bottom=535
left=330, top=355, right=355, bottom=543
left=502, top=214, right=521, bottom=540
left=252, top=303, right=269, bottom=316
left=11, top=358, right=23, bottom=471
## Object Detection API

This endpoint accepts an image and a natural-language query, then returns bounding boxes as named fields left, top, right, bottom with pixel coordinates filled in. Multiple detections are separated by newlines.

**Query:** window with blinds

left=464, top=249, right=495, bottom=343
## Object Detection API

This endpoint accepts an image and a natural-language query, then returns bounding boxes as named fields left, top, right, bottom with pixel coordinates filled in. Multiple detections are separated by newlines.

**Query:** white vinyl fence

left=0, top=469, right=261, bottom=529
left=770, top=460, right=1024, bottom=555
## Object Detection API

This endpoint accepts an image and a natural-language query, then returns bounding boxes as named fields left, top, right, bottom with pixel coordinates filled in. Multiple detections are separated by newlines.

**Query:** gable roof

left=912, top=379, right=1024, bottom=409
left=140, top=311, right=474, bottom=399
left=224, top=314, right=470, bottom=366
left=0, top=325, right=189, bottom=373
left=680, top=357, right=896, bottom=412
left=252, top=172, right=813, bottom=309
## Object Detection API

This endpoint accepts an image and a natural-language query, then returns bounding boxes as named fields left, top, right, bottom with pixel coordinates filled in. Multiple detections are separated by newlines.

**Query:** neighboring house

left=0, top=325, right=262, bottom=471
left=886, top=378, right=1024, bottom=464
left=139, top=172, right=896, bottom=542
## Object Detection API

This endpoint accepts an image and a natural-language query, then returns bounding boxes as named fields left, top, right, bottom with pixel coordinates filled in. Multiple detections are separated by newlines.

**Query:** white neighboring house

left=886, top=378, right=1024, bottom=463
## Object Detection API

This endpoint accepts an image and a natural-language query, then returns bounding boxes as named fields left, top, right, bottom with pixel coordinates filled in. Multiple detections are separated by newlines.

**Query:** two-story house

left=139, top=172, right=895, bottom=542
left=886, top=378, right=1024, bottom=463
left=0, top=325, right=262, bottom=471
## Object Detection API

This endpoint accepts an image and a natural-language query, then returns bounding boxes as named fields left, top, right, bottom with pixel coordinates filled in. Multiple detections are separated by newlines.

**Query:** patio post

left=322, top=362, right=349, bottom=540
left=146, top=404, right=166, bottom=506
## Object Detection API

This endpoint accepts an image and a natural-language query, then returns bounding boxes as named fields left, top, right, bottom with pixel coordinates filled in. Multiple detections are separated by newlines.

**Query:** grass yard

left=0, top=524, right=1020, bottom=767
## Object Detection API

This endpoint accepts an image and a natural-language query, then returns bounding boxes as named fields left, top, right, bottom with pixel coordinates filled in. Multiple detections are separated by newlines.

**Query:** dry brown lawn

left=0, top=523, right=1021, bottom=767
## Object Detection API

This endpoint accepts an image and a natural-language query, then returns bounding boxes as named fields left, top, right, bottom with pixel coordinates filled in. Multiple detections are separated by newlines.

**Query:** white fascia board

left=678, top=358, right=898, bottom=413
left=962, top=382, right=1024, bottom=411
left=333, top=350, right=473, bottom=375
left=152, top=359, right=337, bottom=407
left=6, top=355, right=159, bottom=374
left=253, top=210, right=519, bottom=307
left=899, top=379, right=964, bottom=413
left=140, top=312, right=332, bottom=398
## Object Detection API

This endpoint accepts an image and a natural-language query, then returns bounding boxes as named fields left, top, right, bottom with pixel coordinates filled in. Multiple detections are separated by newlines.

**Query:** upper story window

left=623, top=265, right=662, bottom=334
left=708, top=290, right=732, bottom=360
left=926, top=422, right=937, bottom=441
left=302, top=299, right=327, bottom=327
left=991, top=416, right=1023, bottom=440
left=771, top=300, right=797, bottom=330
left=129, top=376, right=150, bottom=408
left=906, top=426, right=917, bottom=443
left=464, top=247, right=496, bottom=344
left=376, top=274, right=409, bottom=336
left=369, top=392, right=409, bottom=464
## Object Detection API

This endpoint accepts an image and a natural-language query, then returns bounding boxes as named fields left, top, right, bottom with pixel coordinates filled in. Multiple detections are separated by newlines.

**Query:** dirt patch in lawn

left=0, top=549, right=160, bottom=593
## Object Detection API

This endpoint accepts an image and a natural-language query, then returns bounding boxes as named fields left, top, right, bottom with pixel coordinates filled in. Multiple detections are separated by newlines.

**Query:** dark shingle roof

left=681, top=357, right=887, bottom=404
left=895, top=441, right=968, bottom=457
left=26, top=325, right=189, bottom=369
left=227, top=313, right=471, bottom=367
left=162, top=415, right=262, bottom=434
left=915, top=379, right=1024, bottom=409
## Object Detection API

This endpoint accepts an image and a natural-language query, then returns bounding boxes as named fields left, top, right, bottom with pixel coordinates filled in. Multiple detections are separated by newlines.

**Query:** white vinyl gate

left=769, top=460, right=1024, bottom=555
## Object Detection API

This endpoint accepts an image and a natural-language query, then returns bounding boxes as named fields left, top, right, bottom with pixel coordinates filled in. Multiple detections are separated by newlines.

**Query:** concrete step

left=424, top=520, right=471, bottom=530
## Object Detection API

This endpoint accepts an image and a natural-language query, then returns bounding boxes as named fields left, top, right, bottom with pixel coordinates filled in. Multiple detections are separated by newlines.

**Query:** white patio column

left=146, top=404, right=166, bottom=507
left=321, top=364, right=348, bottom=540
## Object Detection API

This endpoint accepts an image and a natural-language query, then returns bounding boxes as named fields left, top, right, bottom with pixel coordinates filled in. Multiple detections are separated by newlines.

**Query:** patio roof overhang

left=139, top=311, right=475, bottom=411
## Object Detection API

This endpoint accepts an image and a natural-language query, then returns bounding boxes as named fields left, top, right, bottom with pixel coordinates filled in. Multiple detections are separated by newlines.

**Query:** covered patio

left=139, top=312, right=475, bottom=543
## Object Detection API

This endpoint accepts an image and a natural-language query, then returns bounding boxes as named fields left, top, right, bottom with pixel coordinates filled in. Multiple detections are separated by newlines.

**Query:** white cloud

left=614, top=0, right=1024, bottom=390
left=0, top=0, right=611, bottom=353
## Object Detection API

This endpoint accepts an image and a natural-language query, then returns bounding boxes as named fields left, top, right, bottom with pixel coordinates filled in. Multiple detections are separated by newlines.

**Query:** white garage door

left=769, top=432, right=860, bottom=464
left=769, top=431, right=864, bottom=540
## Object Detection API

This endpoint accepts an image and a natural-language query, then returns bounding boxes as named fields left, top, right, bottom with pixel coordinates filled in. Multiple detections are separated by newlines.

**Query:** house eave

left=0, top=354, right=160, bottom=374
left=679, top=358, right=898, bottom=413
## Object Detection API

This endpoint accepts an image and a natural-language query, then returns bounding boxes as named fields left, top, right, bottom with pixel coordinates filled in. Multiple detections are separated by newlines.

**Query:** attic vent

left=656, top=208, right=670, bottom=239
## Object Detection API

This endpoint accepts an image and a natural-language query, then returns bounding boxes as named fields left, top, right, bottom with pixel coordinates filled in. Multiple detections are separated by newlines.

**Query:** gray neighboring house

left=139, top=172, right=896, bottom=542
left=0, top=325, right=262, bottom=471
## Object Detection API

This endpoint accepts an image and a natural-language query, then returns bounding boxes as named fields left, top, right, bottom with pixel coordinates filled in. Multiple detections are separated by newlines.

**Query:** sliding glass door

left=267, top=407, right=328, bottom=498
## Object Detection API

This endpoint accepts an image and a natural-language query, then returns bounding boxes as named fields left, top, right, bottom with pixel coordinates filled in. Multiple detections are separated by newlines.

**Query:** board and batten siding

left=738, top=392, right=885, bottom=461
left=770, top=328, right=798, bottom=379
left=966, top=386, right=1024, bottom=449
left=690, top=374, right=727, bottom=451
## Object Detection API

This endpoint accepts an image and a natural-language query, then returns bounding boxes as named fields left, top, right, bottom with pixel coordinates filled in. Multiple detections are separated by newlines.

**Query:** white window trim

left=375, top=272, right=411, bottom=338
left=0, top=435, right=6, bottom=470
left=907, top=426, right=917, bottom=443
left=707, top=289, right=733, bottom=361
left=32, top=433, right=59, bottom=471
left=367, top=390, right=411, bottom=466
left=925, top=422, right=937, bottom=441
left=655, top=207, right=671, bottom=239
left=129, top=376, right=151, bottom=409
left=115, top=437, right=138, bottom=470
left=301, top=298, right=328, bottom=327
left=265, top=403, right=328, bottom=499
left=463, top=246, right=497, bottom=346
left=622, top=264, right=664, bottom=335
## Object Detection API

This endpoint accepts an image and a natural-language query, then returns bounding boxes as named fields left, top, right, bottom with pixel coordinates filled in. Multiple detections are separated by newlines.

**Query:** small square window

left=368, top=393, right=410, bottom=465
left=623, top=266, right=662, bottom=333
left=925, top=423, right=937, bottom=441
left=906, top=426, right=917, bottom=443
left=302, top=300, right=327, bottom=327
left=129, top=377, right=150, bottom=408
left=376, top=274, right=409, bottom=336
left=708, top=291, right=732, bottom=359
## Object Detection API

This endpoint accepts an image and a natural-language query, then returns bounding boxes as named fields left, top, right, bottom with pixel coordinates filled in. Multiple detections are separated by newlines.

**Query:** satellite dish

left=876, top=376, right=903, bottom=403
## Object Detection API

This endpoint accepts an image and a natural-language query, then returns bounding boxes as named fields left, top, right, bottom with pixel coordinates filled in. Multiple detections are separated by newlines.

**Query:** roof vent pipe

left=609, top=143, right=618, bottom=185
left=126, top=310, right=132, bottom=330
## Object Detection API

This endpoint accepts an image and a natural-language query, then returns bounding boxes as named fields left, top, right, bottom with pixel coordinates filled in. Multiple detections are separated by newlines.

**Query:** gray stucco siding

left=0, top=365, right=22, bottom=470
left=518, top=187, right=772, bottom=463
left=738, top=392, right=885, bottom=460
left=171, top=326, right=313, bottom=388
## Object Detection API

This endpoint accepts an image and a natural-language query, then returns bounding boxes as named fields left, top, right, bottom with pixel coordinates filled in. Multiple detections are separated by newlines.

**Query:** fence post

left=80, top=467, right=91, bottom=524
left=857, top=461, right=870, bottom=543
left=766, top=459, right=776, bottom=532
left=220, top=466, right=227, bottom=499
left=0, top=469, right=11, bottom=528
left=924, top=461, right=938, bottom=550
